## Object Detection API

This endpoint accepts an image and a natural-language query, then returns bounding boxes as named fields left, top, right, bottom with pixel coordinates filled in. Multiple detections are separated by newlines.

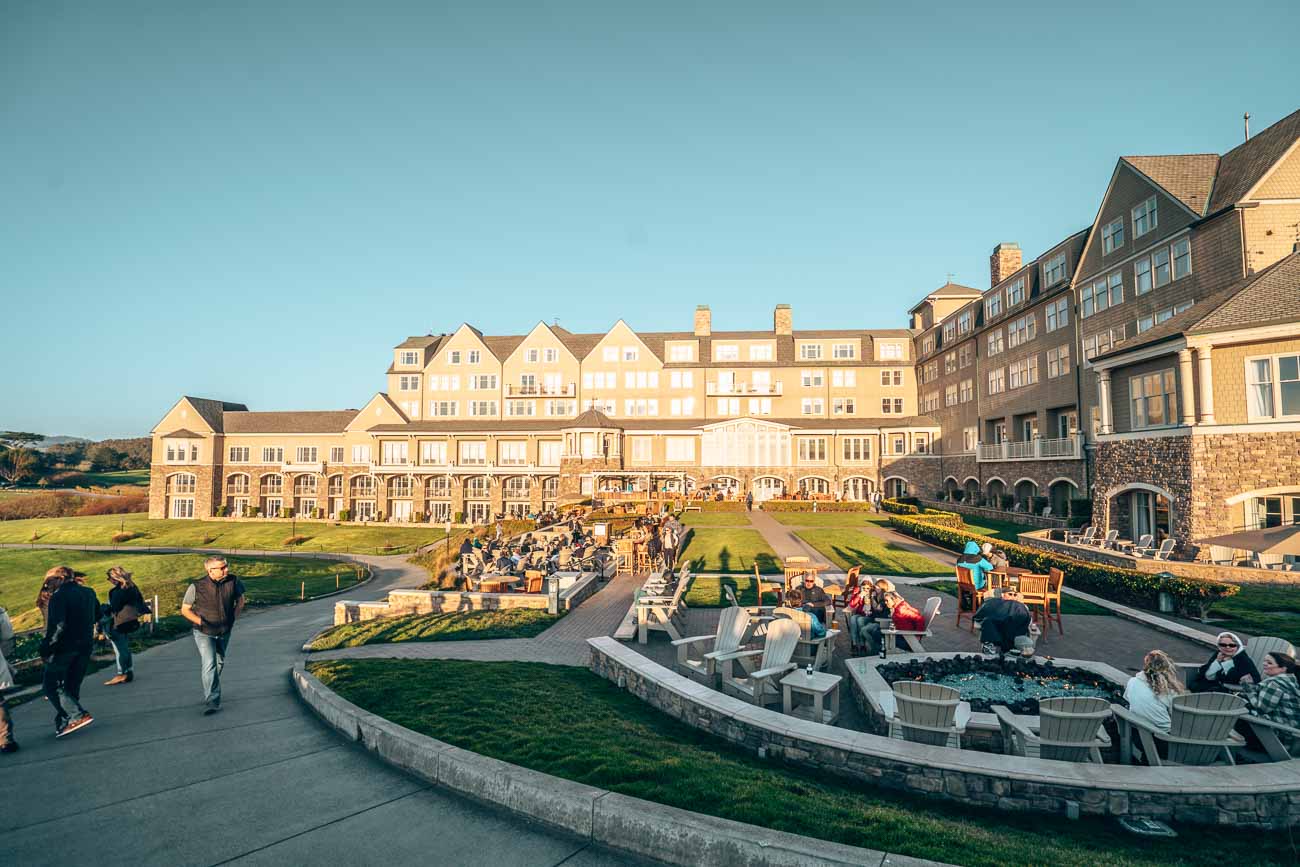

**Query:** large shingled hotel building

left=152, top=109, right=1300, bottom=558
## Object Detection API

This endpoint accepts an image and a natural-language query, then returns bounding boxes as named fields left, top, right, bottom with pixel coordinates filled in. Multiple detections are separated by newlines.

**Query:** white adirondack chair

left=636, top=574, right=689, bottom=644
left=1113, top=692, right=1247, bottom=766
left=1207, top=545, right=1238, bottom=566
left=1151, top=539, right=1177, bottom=560
left=718, top=619, right=800, bottom=706
left=1066, top=526, right=1095, bottom=545
left=993, top=697, right=1112, bottom=762
left=1130, top=534, right=1155, bottom=557
left=770, top=606, right=840, bottom=672
left=672, top=606, right=751, bottom=686
left=879, top=681, right=970, bottom=748
left=1094, top=530, right=1119, bottom=549
left=1255, top=552, right=1287, bottom=570
left=879, top=596, right=942, bottom=656
left=1242, top=713, right=1300, bottom=762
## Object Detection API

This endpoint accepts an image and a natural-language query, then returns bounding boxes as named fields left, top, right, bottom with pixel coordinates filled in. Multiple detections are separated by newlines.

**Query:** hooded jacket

left=957, top=541, right=995, bottom=591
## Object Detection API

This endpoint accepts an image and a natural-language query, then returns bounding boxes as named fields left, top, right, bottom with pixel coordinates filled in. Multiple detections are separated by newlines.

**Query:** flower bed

left=876, top=654, right=1123, bottom=715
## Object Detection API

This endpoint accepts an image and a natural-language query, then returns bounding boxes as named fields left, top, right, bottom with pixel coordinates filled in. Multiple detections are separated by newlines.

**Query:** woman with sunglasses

left=1190, top=631, right=1260, bottom=693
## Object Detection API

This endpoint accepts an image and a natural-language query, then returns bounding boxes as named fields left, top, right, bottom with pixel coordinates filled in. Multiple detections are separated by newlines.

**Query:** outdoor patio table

left=780, top=670, right=841, bottom=724
left=478, top=579, right=507, bottom=593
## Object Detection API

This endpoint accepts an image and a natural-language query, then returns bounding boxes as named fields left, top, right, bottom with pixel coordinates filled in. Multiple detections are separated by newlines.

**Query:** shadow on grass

left=828, top=543, right=947, bottom=578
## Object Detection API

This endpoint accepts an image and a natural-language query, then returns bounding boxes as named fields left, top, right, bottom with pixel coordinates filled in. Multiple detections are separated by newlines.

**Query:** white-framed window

left=622, top=346, right=639, bottom=362
left=1006, top=277, right=1025, bottom=307
left=469, top=400, right=497, bottom=417
left=1007, top=314, right=1036, bottom=348
left=748, top=397, right=772, bottom=415
left=714, top=344, right=739, bottom=361
left=749, top=343, right=773, bottom=361
left=428, top=374, right=459, bottom=392
left=832, top=342, right=855, bottom=359
left=797, top=438, right=827, bottom=463
left=624, top=398, right=658, bottom=417
left=506, top=400, right=534, bottom=417
left=381, top=441, right=408, bottom=465
left=1129, top=369, right=1176, bottom=429
left=669, top=344, right=694, bottom=362
left=1152, top=247, right=1171, bottom=289
left=498, top=441, right=527, bottom=465
left=165, top=440, right=198, bottom=463
left=229, top=447, right=249, bottom=463
left=170, top=497, right=195, bottom=519
left=1137, top=314, right=1155, bottom=334
left=984, top=292, right=1003, bottom=320
left=833, top=397, right=856, bottom=415
left=921, top=335, right=935, bottom=355
left=800, top=397, right=824, bottom=415
left=1083, top=325, right=1126, bottom=361
left=987, top=330, right=1004, bottom=356
left=401, top=400, right=420, bottom=418
left=1046, top=297, right=1070, bottom=333
left=922, top=392, right=940, bottom=413
left=914, top=433, right=930, bottom=454
left=881, top=397, right=903, bottom=414
left=449, top=350, right=462, bottom=365
left=959, top=345, right=974, bottom=368
left=400, top=350, right=419, bottom=365
left=957, top=311, right=972, bottom=334
left=943, top=320, right=956, bottom=343
left=944, top=385, right=957, bottom=407
left=670, top=397, right=696, bottom=416
left=665, top=437, right=695, bottom=462
left=420, top=441, right=447, bottom=464
left=1133, top=196, right=1157, bottom=237
left=1102, top=218, right=1124, bottom=254
left=842, top=437, right=872, bottom=461
left=602, top=346, right=618, bottom=362
left=525, top=348, right=539, bottom=363
left=878, top=342, right=903, bottom=360
left=458, top=441, right=486, bottom=465
left=467, top=350, right=481, bottom=364
left=1047, top=345, right=1071, bottom=379
left=1134, top=257, right=1153, bottom=295
left=623, top=370, right=659, bottom=389
left=398, top=375, right=420, bottom=391
left=881, top=369, right=903, bottom=386
left=799, top=343, right=823, bottom=360
left=944, top=352, right=957, bottom=374
left=800, top=369, right=824, bottom=388
left=544, top=348, right=559, bottom=363
left=538, top=440, right=562, bottom=466
left=1172, top=237, right=1191, bottom=280
left=468, top=374, right=497, bottom=391
left=630, top=437, right=652, bottom=463
left=430, top=400, right=457, bottom=417
left=890, top=434, right=906, bottom=455
left=351, top=444, right=371, bottom=463
left=962, top=427, right=977, bottom=452
left=582, top=398, right=615, bottom=415
left=831, top=369, right=856, bottom=387
left=544, top=399, right=575, bottom=416
left=295, top=446, right=318, bottom=463
left=1082, top=273, right=1123, bottom=317
left=583, top=371, right=615, bottom=390
left=261, top=446, right=283, bottom=463
left=960, top=379, right=973, bottom=403
left=988, top=367, right=1006, bottom=395
left=328, top=447, right=344, bottom=463
left=1247, top=354, right=1300, bottom=420
left=1009, top=357, right=1039, bottom=389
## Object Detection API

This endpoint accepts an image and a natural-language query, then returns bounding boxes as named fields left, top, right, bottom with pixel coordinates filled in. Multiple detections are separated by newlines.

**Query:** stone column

left=1177, top=349, right=1197, bottom=426
left=1195, top=346, right=1215, bottom=424
left=1097, top=370, right=1114, bottom=435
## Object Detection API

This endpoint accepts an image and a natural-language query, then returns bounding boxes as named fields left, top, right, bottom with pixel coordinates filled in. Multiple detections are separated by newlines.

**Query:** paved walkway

left=0, top=552, right=643, bottom=867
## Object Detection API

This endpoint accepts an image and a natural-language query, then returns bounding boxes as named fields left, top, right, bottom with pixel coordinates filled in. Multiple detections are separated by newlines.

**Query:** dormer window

left=957, top=311, right=972, bottom=335
left=1006, top=277, right=1025, bottom=307
left=799, top=343, right=822, bottom=360
left=400, top=351, right=419, bottom=365
left=984, top=293, right=1002, bottom=320
left=1042, top=253, right=1067, bottom=285
left=715, top=344, right=739, bottom=361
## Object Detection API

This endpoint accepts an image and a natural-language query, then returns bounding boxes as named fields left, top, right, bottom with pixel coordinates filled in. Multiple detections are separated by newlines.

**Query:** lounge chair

left=1113, top=692, right=1247, bottom=766
left=635, top=574, right=689, bottom=644
left=672, top=606, right=751, bottom=686
left=1176, top=636, right=1296, bottom=691
left=1255, top=552, right=1287, bottom=570
left=770, top=606, right=840, bottom=672
left=880, top=596, right=942, bottom=656
left=1151, top=538, right=1177, bottom=560
left=1242, top=714, right=1300, bottom=762
left=1066, top=526, right=1094, bottom=545
left=1129, top=534, right=1155, bottom=557
left=1205, top=545, right=1237, bottom=566
left=993, top=696, right=1111, bottom=762
left=1093, top=530, right=1119, bottom=549
left=879, top=681, right=970, bottom=749
left=718, top=618, right=800, bottom=707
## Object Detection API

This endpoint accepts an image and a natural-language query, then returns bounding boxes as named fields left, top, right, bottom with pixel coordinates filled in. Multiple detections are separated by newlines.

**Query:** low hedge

left=881, top=497, right=921, bottom=514
left=760, top=501, right=873, bottom=512
left=887, top=515, right=1238, bottom=617
left=696, top=500, right=745, bottom=512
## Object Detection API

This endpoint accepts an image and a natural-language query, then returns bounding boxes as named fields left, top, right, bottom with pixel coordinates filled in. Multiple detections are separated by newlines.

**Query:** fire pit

left=877, top=655, right=1122, bottom=715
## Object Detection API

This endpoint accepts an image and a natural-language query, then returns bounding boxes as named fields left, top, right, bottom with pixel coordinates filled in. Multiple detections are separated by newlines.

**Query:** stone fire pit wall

left=335, top=572, right=600, bottom=625
left=588, top=637, right=1300, bottom=828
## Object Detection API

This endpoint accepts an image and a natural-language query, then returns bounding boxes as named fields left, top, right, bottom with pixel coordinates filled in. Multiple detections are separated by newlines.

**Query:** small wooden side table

left=780, top=670, right=842, bottom=725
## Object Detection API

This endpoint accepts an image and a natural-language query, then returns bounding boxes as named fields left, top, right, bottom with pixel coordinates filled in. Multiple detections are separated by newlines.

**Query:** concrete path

left=0, top=552, right=644, bottom=867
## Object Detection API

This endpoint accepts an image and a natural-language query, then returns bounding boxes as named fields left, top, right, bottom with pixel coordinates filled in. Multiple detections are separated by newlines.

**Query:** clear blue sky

left=3, top=1, right=1297, bottom=439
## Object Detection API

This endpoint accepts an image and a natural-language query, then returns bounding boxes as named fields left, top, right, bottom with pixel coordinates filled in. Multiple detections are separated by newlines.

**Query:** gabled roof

left=223, top=411, right=359, bottom=434
left=394, top=335, right=441, bottom=350
left=907, top=282, right=983, bottom=315
left=183, top=397, right=249, bottom=433
left=1209, top=108, right=1300, bottom=211
left=158, top=428, right=206, bottom=439
left=1120, top=155, right=1220, bottom=215
left=1191, top=252, right=1300, bottom=334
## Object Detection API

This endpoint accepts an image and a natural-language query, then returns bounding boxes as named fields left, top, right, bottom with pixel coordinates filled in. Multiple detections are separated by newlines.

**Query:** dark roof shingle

left=183, top=397, right=249, bottom=433
left=223, top=410, right=359, bottom=434
left=1208, top=108, right=1300, bottom=212
left=1121, top=155, right=1220, bottom=215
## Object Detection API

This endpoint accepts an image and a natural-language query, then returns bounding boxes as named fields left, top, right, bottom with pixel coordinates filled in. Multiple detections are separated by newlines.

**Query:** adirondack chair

left=880, top=596, right=942, bottom=656
left=1041, top=506, right=1052, bottom=518
left=954, top=565, right=989, bottom=632
left=718, top=618, right=800, bottom=706
left=1242, top=713, right=1300, bottom=762
left=770, top=606, right=840, bottom=672
left=993, top=697, right=1111, bottom=762
left=1151, top=539, right=1177, bottom=560
left=879, top=681, right=970, bottom=748
left=1094, top=530, right=1119, bottom=549
left=1255, top=552, right=1287, bottom=570
left=673, top=606, right=752, bottom=686
left=1113, top=692, right=1248, bottom=766
left=635, top=574, right=689, bottom=644
left=1130, top=534, right=1155, bottom=557
left=1206, top=545, right=1238, bottom=566
left=1066, top=526, right=1094, bottom=545
left=1176, top=636, right=1295, bottom=691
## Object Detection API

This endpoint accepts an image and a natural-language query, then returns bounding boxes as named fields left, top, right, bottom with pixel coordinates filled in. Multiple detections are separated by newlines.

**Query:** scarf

left=1205, top=631, right=1245, bottom=679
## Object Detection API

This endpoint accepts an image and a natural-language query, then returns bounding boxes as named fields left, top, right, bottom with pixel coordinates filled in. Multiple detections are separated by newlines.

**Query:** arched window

left=541, top=476, right=559, bottom=498
left=426, top=476, right=451, bottom=498
left=168, top=473, right=197, bottom=494
left=503, top=476, right=530, bottom=499
left=884, top=477, right=909, bottom=499
left=260, top=473, right=283, bottom=495
left=294, top=475, right=318, bottom=495
left=797, top=476, right=830, bottom=496
left=350, top=475, right=376, bottom=497
left=465, top=476, right=490, bottom=498
left=388, top=476, right=413, bottom=498
left=326, top=474, right=344, bottom=496
left=226, top=473, right=250, bottom=495
left=842, top=477, right=873, bottom=501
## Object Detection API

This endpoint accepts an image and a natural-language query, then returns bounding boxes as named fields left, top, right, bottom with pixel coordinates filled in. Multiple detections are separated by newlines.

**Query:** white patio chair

left=880, top=596, right=942, bottom=656
left=1130, top=534, right=1155, bottom=557
left=1113, top=692, right=1247, bottom=766
left=672, top=606, right=751, bottom=686
left=1151, top=539, right=1177, bottom=560
left=1066, top=526, right=1095, bottom=546
left=993, top=697, right=1111, bottom=762
left=635, top=574, right=689, bottom=644
left=769, top=606, right=840, bottom=672
left=1254, top=552, right=1287, bottom=570
left=1041, top=506, right=1052, bottom=518
left=1207, top=545, right=1238, bottom=566
left=878, top=681, right=970, bottom=749
left=1242, top=714, right=1300, bottom=762
left=718, top=619, right=800, bottom=706
left=1094, top=530, right=1119, bottom=549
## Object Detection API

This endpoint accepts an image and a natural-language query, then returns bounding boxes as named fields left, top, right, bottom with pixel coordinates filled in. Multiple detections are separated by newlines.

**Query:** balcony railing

left=705, top=381, right=783, bottom=396
left=506, top=383, right=576, bottom=397
left=976, top=434, right=1082, bottom=462
left=280, top=461, right=323, bottom=473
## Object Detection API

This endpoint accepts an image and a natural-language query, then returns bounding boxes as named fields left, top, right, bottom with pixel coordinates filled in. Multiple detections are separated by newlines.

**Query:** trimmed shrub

left=1032, top=496, right=1049, bottom=515
left=215, top=505, right=230, bottom=517
left=280, top=507, right=293, bottom=519
left=761, top=501, right=874, bottom=512
left=999, top=494, right=1015, bottom=510
left=338, top=508, right=351, bottom=522
left=698, top=500, right=745, bottom=512
left=283, top=535, right=309, bottom=546
left=110, top=531, right=138, bottom=543
left=881, top=498, right=919, bottom=515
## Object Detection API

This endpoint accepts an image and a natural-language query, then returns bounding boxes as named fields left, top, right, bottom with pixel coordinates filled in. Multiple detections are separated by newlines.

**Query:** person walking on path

left=180, top=556, right=245, bottom=715
left=0, top=603, right=18, bottom=753
left=745, top=491, right=754, bottom=512
left=39, top=566, right=100, bottom=737
left=102, top=566, right=149, bottom=686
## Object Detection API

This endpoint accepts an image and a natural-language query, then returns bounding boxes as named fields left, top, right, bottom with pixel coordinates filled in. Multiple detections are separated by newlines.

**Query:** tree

left=0, top=432, right=42, bottom=449
left=88, top=444, right=126, bottom=472
left=0, top=447, right=36, bottom=484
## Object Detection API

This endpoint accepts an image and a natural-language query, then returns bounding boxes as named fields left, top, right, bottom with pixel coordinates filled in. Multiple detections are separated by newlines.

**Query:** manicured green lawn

left=310, top=658, right=1296, bottom=867
left=69, top=469, right=152, bottom=488
left=922, top=580, right=1115, bottom=617
left=960, top=518, right=1030, bottom=544
left=1203, top=584, right=1300, bottom=645
left=0, top=549, right=363, bottom=632
left=795, top=529, right=950, bottom=578
left=683, top=575, right=779, bottom=608
left=768, top=511, right=876, bottom=527
left=679, top=528, right=780, bottom=574
left=679, top=511, right=753, bottom=527
left=0, top=514, right=444, bottom=553
left=309, top=609, right=558, bottom=650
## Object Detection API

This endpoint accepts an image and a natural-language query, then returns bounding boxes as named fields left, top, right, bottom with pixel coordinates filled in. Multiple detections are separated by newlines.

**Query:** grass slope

left=679, top=528, right=780, bottom=574
left=0, top=549, right=361, bottom=631
left=310, top=658, right=1298, bottom=867
left=309, top=609, right=558, bottom=650
left=1204, top=584, right=1300, bottom=645
left=795, top=529, right=950, bottom=578
left=0, top=514, right=444, bottom=553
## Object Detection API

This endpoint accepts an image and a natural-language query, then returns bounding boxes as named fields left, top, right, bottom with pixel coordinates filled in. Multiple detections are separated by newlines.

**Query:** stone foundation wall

left=1093, top=437, right=1195, bottom=543
left=1189, top=431, right=1300, bottom=540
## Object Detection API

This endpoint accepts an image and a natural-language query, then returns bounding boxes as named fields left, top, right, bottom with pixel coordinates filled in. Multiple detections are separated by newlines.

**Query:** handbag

left=113, top=603, right=144, bottom=633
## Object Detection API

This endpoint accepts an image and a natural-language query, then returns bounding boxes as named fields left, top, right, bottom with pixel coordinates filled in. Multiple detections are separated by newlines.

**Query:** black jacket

left=109, top=584, right=147, bottom=615
left=1193, top=651, right=1261, bottom=691
left=42, top=583, right=100, bottom=656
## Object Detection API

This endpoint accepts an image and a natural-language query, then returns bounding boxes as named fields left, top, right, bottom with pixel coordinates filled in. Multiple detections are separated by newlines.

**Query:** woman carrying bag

left=103, top=566, right=149, bottom=686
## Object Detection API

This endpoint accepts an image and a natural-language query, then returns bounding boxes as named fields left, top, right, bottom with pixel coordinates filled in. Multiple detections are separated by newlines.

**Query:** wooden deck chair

left=833, top=565, right=861, bottom=630
left=614, top=539, right=635, bottom=576
left=1043, top=567, right=1065, bottom=635
left=953, top=565, right=987, bottom=632
left=718, top=618, right=799, bottom=706
left=753, top=563, right=782, bottom=610
left=523, top=570, right=544, bottom=594
left=1016, top=574, right=1051, bottom=638
left=672, top=606, right=751, bottom=686
left=882, top=681, right=969, bottom=748
left=635, top=575, right=689, bottom=644
left=880, top=596, right=942, bottom=656
left=1113, top=692, right=1247, bottom=766
left=993, top=697, right=1111, bottom=762
left=770, top=606, right=840, bottom=672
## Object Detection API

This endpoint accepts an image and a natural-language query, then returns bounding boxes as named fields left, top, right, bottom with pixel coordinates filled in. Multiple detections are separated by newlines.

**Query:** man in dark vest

left=181, top=556, right=246, bottom=715
left=39, top=565, right=100, bottom=737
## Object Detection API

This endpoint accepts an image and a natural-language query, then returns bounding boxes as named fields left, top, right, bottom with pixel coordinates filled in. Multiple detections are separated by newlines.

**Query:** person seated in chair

left=459, top=536, right=475, bottom=557
left=846, top=580, right=881, bottom=656
left=973, top=594, right=1033, bottom=657
left=796, top=573, right=829, bottom=629
left=1190, top=632, right=1260, bottom=692
left=783, top=588, right=826, bottom=639
left=957, top=541, right=995, bottom=592
left=1240, top=652, right=1300, bottom=753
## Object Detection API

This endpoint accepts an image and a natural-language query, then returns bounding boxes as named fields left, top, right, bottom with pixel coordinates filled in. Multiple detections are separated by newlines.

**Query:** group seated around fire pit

left=456, top=523, right=611, bottom=590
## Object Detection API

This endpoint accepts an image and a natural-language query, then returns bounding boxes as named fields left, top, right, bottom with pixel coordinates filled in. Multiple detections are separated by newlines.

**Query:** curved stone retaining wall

left=334, top=572, right=600, bottom=625
left=588, top=637, right=1300, bottom=828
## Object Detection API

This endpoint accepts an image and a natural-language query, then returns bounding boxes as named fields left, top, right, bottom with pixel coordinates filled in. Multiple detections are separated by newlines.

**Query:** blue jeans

left=106, top=624, right=133, bottom=675
left=192, top=630, right=232, bottom=704
left=849, top=615, right=881, bottom=653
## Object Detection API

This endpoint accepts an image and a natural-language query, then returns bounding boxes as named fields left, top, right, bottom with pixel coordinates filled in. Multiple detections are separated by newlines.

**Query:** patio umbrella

left=1195, top=524, right=1300, bottom=555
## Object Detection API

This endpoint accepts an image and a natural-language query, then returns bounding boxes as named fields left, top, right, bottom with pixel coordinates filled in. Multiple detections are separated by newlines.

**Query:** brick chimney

left=694, top=305, right=711, bottom=337
left=990, top=242, right=1022, bottom=287
left=774, top=304, right=792, bottom=335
